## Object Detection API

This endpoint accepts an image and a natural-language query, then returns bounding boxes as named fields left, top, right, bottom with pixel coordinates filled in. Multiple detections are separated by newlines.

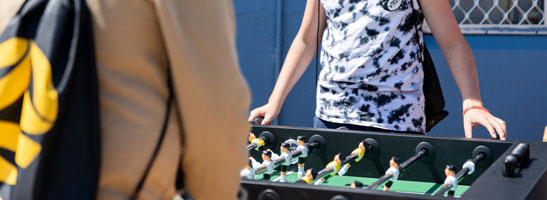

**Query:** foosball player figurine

left=295, top=168, right=318, bottom=184
left=240, top=160, right=255, bottom=179
left=265, top=148, right=280, bottom=161
left=383, top=157, right=400, bottom=191
left=338, top=141, right=366, bottom=176
left=350, top=181, right=364, bottom=189
left=279, top=142, right=292, bottom=182
left=442, top=165, right=458, bottom=196
left=314, top=153, right=342, bottom=185
left=296, top=136, right=309, bottom=179
left=250, top=150, right=275, bottom=180
left=248, top=132, right=266, bottom=151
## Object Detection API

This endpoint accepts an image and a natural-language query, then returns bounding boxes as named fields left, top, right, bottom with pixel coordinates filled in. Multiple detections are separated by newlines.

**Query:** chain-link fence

left=426, top=0, right=547, bottom=34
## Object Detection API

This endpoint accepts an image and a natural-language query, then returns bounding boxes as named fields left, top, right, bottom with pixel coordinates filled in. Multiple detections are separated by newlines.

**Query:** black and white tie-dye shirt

left=316, top=0, right=426, bottom=132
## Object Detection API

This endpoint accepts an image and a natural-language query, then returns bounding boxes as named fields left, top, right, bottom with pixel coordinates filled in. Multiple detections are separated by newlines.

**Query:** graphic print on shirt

left=317, top=0, right=426, bottom=132
left=381, top=0, right=403, bottom=11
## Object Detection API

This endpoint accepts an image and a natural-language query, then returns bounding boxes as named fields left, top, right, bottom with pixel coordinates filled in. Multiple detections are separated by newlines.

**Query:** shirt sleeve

left=151, top=0, right=251, bottom=199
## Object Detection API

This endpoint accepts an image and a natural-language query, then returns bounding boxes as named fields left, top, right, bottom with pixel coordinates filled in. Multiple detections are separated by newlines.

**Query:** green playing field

left=253, top=171, right=469, bottom=197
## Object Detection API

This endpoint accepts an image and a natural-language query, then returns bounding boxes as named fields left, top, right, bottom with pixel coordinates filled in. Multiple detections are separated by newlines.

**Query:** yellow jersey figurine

left=314, top=154, right=342, bottom=185
left=338, top=141, right=366, bottom=176
left=295, top=168, right=318, bottom=184
left=248, top=132, right=265, bottom=151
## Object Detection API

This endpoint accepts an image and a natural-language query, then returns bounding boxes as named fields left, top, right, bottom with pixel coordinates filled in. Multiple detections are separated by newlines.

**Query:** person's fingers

left=464, top=118, right=473, bottom=138
left=478, top=117, right=498, bottom=139
left=262, top=113, right=274, bottom=125
left=249, top=108, right=266, bottom=122
left=248, top=109, right=259, bottom=122
left=495, top=117, right=507, bottom=140
left=464, top=110, right=507, bottom=140
left=487, top=117, right=503, bottom=140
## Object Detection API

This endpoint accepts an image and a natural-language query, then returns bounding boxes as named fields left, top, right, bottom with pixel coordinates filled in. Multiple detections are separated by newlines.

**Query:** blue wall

left=233, top=0, right=547, bottom=141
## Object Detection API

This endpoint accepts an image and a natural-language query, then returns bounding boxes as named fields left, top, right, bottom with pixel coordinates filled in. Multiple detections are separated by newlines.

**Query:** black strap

left=130, top=71, right=174, bottom=200
left=409, top=0, right=449, bottom=132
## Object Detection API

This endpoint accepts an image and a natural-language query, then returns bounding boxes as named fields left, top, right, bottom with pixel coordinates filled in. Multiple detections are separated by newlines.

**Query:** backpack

left=0, top=0, right=100, bottom=199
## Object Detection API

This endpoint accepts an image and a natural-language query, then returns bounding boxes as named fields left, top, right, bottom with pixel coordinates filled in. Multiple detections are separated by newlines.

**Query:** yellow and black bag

left=0, top=0, right=100, bottom=199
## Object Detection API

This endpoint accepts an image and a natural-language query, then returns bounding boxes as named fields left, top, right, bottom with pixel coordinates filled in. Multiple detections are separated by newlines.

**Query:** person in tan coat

left=0, top=0, right=251, bottom=199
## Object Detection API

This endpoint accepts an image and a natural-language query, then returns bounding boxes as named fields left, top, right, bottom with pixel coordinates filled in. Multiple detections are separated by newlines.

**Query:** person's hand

left=463, top=108, right=506, bottom=140
left=248, top=103, right=281, bottom=125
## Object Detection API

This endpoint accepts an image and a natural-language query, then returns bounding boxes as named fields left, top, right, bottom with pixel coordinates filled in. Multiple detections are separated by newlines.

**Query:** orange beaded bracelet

left=462, top=106, right=489, bottom=118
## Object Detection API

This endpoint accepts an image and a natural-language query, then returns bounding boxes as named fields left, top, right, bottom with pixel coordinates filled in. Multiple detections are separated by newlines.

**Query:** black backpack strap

left=130, top=69, right=174, bottom=200
left=422, top=48, right=449, bottom=132
left=409, top=0, right=449, bottom=132
left=175, top=146, right=185, bottom=193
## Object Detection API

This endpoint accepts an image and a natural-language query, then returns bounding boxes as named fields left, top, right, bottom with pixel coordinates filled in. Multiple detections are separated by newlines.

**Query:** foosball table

left=240, top=125, right=547, bottom=200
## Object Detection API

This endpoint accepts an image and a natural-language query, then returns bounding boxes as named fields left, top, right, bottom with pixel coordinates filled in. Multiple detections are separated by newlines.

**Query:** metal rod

left=365, top=174, right=393, bottom=190
left=435, top=168, right=466, bottom=196
left=455, top=168, right=469, bottom=181
left=434, top=182, right=453, bottom=196
left=472, top=152, right=486, bottom=164
left=342, top=154, right=358, bottom=165
left=313, top=148, right=362, bottom=182
left=252, top=149, right=303, bottom=175
left=291, top=149, right=302, bottom=158
left=252, top=166, right=267, bottom=175
left=315, top=166, right=335, bottom=180
left=272, top=155, right=287, bottom=168
left=400, top=149, right=427, bottom=169
left=434, top=152, right=486, bottom=196
left=251, top=140, right=320, bottom=176
left=366, top=149, right=427, bottom=190
left=306, top=141, right=320, bottom=150
left=247, top=143, right=258, bottom=151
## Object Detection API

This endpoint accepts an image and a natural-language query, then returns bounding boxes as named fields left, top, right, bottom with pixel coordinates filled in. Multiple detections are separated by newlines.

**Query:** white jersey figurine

left=443, top=165, right=458, bottom=196
left=240, top=167, right=255, bottom=179
left=250, top=150, right=275, bottom=180
left=383, top=157, right=400, bottom=191
left=278, top=142, right=292, bottom=182
left=296, top=136, right=308, bottom=179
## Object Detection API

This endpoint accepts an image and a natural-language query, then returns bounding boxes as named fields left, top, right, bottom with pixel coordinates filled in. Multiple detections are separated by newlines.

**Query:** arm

left=153, top=0, right=251, bottom=199
left=270, top=151, right=280, bottom=161
left=248, top=0, right=327, bottom=125
left=419, top=0, right=506, bottom=140
left=250, top=157, right=262, bottom=169
left=0, top=0, right=24, bottom=32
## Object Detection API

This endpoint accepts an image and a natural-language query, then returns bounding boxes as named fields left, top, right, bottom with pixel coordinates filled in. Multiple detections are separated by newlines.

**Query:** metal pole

left=366, top=149, right=428, bottom=190
left=315, top=166, right=335, bottom=180
left=365, top=174, right=393, bottom=190
left=434, top=152, right=486, bottom=196
left=247, top=143, right=258, bottom=150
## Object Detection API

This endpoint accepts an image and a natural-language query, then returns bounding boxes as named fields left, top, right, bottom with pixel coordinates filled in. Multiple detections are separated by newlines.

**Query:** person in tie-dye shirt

left=249, top=0, right=506, bottom=140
